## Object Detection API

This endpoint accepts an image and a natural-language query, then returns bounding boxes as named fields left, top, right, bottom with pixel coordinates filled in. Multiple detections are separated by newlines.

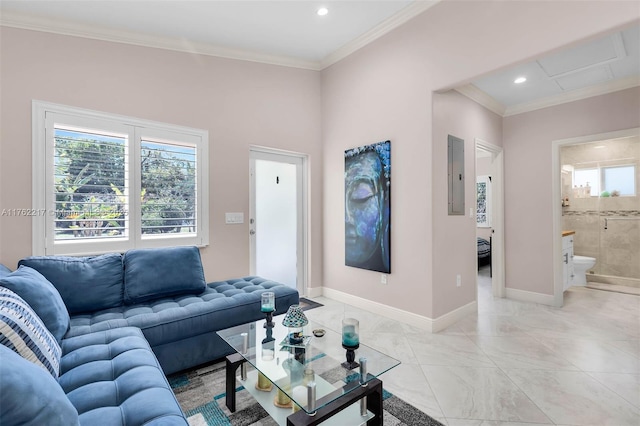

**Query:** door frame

left=551, top=127, right=638, bottom=307
left=475, top=138, right=505, bottom=298
left=249, top=146, right=309, bottom=296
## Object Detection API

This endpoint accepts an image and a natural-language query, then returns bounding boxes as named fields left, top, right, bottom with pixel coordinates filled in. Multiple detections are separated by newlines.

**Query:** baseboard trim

left=321, top=287, right=476, bottom=333
left=505, top=287, right=554, bottom=305
left=305, top=287, right=323, bottom=298
left=432, top=300, right=477, bottom=333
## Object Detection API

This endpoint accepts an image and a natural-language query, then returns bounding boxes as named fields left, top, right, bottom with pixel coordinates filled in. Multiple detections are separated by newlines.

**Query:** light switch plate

left=225, top=212, right=244, bottom=224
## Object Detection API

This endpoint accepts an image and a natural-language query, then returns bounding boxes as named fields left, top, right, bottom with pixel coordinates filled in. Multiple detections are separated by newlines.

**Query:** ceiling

left=0, top=0, right=436, bottom=69
left=1, top=1, right=638, bottom=115
left=462, top=24, right=640, bottom=116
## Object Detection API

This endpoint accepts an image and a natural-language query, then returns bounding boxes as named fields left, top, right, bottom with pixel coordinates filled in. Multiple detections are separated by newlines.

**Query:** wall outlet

left=380, top=274, right=388, bottom=285
left=456, top=274, right=461, bottom=287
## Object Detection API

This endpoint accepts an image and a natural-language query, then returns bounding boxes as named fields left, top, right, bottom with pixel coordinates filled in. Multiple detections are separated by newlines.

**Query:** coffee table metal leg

left=285, top=377, right=384, bottom=426
left=366, top=378, right=383, bottom=425
left=225, top=353, right=245, bottom=413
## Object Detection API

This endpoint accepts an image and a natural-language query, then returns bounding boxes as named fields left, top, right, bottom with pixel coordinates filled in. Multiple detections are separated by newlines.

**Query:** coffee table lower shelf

left=239, top=370, right=375, bottom=426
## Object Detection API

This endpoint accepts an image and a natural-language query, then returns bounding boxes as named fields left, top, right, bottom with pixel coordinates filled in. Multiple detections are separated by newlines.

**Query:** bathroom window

left=603, top=165, right=635, bottom=196
left=573, top=165, right=636, bottom=197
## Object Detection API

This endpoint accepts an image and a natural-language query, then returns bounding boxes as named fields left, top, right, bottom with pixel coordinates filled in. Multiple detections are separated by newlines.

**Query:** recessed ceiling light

left=317, top=7, right=328, bottom=16
left=514, top=77, right=527, bottom=84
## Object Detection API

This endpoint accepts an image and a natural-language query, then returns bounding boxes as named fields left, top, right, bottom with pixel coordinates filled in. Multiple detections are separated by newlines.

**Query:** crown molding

left=455, top=84, right=506, bottom=116
left=320, top=1, right=440, bottom=70
left=0, top=10, right=321, bottom=70
left=504, top=74, right=640, bottom=116
left=1, top=3, right=441, bottom=72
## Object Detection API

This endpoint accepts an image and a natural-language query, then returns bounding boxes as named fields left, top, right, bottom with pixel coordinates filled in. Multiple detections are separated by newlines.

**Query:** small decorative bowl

left=312, top=329, right=325, bottom=338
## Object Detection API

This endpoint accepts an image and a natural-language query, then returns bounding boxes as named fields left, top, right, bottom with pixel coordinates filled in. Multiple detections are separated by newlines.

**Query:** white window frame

left=32, top=101, right=209, bottom=255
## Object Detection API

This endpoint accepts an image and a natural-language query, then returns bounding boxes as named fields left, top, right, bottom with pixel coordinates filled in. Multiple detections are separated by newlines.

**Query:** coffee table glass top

left=217, top=315, right=400, bottom=414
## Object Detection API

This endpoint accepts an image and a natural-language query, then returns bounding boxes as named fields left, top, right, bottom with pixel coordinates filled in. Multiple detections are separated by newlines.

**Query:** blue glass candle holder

left=261, top=291, right=275, bottom=326
left=341, top=318, right=360, bottom=369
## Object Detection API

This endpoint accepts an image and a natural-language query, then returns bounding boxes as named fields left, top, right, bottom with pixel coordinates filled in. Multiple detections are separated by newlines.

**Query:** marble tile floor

left=586, top=282, right=640, bottom=296
left=304, top=267, right=640, bottom=425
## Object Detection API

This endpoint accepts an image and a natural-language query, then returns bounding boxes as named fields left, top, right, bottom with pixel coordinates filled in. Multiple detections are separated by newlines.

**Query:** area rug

left=168, top=360, right=443, bottom=426
left=298, top=297, right=323, bottom=311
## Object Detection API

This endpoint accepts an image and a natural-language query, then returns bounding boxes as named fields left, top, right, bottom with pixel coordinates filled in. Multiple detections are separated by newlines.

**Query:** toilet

left=571, top=255, right=596, bottom=286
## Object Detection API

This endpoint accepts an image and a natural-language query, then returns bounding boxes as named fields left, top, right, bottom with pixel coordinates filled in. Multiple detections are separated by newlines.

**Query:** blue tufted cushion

left=0, top=263, right=11, bottom=278
left=0, top=287, right=62, bottom=378
left=65, top=276, right=299, bottom=374
left=19, top=253, right=124, bottom=314
left=123, top=246, right=206, bottom=304
left=0, top=345, right=79, bottom=425
left=59, top=327, right=188, bottom=425
left=0, top=265, right=70, bottom=342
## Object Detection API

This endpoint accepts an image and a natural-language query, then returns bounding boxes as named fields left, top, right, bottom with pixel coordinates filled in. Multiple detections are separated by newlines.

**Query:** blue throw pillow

left=0, top=263, right=11, bottom=278
left=0, top=344, right=79, bottom=425
left=0, top=265, right=70, bottom=342
left=123, top=246, right=206, bottom=304
left=0, top=287, right=62, bottom=378
left=19, top=253, right=124, bottom=315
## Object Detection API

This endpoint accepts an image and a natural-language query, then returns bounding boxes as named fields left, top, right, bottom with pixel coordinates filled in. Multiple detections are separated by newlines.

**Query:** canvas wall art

left=476, top=175, right=491, bottom=227
left=344, top=140, right=391, bottom=273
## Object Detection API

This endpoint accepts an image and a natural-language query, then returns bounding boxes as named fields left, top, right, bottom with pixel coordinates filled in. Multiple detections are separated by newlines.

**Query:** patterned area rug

left=168, top=360, right=443, bottom=426
left=298, top=297, right=323, bottom=311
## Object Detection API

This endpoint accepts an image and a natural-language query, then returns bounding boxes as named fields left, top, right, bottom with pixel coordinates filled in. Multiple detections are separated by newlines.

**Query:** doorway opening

left=249, top=148, right=308, bottom=296
left=475, top=138, right=505, bottom=299
left=551, top=127, right=639, bottom=306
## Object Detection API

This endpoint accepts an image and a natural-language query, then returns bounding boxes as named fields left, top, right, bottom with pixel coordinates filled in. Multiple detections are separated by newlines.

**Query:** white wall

left=432, top=90, right=502, bottom=316
left=0, top=27, right=324, bottom=288
left=504, top=87, right=640, bottom=295
left=321, top=0, right=638, bottom=320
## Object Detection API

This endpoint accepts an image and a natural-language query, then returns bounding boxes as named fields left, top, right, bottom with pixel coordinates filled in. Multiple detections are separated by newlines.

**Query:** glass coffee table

left=217, top=315, right=400, bottom=426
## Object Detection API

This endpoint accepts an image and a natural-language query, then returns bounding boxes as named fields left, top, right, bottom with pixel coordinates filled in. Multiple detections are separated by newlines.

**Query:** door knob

left=249, top=229, right=256, bottom=235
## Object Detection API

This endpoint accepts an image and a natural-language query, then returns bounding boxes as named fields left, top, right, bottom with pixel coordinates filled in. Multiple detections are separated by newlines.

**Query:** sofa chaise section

left=59, top=327, right=187, bottom=425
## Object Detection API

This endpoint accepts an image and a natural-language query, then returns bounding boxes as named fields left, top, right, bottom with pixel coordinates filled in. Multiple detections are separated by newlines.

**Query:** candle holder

left=282, top=304, right=308, bottom=345
left=261, top=332, right=275, bottom=361
left=257, top=326, right=275, bottom=392
left=274, top=387, right=292, bottom=408
left=256, top=372, right=273, bottom=392
left=261, top=291, right=275, bottom=327
left=341, top=318, right=360, bottom=370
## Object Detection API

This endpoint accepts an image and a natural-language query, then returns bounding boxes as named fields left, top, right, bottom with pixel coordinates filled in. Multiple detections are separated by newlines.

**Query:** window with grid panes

left=33, top=101, right=209, bottom=255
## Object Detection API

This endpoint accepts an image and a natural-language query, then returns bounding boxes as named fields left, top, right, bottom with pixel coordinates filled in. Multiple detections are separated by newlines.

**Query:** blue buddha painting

left=344, top=140, right=391, bottom=273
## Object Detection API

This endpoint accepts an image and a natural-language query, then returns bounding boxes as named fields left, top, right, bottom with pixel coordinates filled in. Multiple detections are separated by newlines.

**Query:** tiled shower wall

left=561, top=136, right=640, bottom=280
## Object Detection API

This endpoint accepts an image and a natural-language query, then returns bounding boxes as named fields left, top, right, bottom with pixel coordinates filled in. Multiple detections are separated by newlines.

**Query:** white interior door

left=250, top=149, right=306, bottom=295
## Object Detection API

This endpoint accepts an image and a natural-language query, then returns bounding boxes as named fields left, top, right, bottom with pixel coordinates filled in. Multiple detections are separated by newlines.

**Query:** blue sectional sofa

left=0, top=246, right=299, bottom=425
